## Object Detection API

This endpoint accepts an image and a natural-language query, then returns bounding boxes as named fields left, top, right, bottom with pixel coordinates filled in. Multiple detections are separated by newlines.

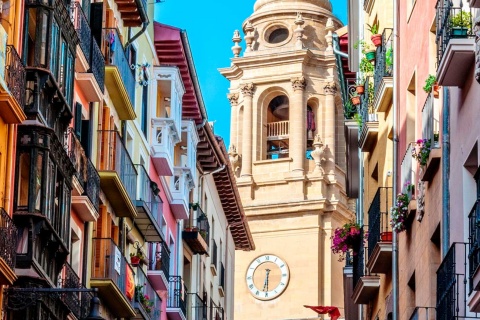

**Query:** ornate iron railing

left=59, top=262, right=81, bottom=318
left=436, top=1, right=473, bottom=65
left=168, top=276, right=187, bottom=316
left=422, top=93, right=440, bottom=149
left=436, top=242, right=476, bottom=320
left=72, top=2, right=91, bottom=63
left=189, top=293, right=207, bottom=320
left=97, top=130, right=137, bottom=203
left=368, top=187, right=393, bottom=258
left=187, top=206, right=210, bottom=247
left=53, top=0, right=79, bottom=52
left=211, top=239, right=218, bottom=269
left=469, top=201, right=480, bottom=294
left=101, top=28, right=135, bottom=106
left=5, top=45, right=25, bottom=109
left=373, top=28, right=393, bottom=97
left=136, top=264, right=162, bottom=319
left=352, top=227, right=365, bottom=288
left=91, top=39, right=105, bottom=91
left=149, top=241, right=170, bottom=279
left=360, top=78, right=377, bottom=130
left=0, top=207, right=16, bottom=269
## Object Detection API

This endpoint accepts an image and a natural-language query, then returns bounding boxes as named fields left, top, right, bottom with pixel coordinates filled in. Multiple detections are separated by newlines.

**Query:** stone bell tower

left=219, top=1, right=354, bottom=319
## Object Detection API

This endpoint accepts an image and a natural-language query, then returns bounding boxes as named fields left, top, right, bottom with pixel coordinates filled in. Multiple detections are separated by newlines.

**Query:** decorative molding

left=240, top=83, right=255, bottom=97
left=291, top=76, right=306, bottom=91
left=227, top=93, right=239, bottom=106
left=323, top=81, right=337, bottom=95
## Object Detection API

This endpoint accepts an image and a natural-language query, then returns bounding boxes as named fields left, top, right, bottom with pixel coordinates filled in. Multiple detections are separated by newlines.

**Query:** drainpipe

left=124, top=21, right=149, bottom=53
left=333, top=46, right=349, bottom=59
left=442, top=87, right=450, bottom=257
left=82, top=222, right=90, bottom=285
left=392, top=0, right=399, bottom=317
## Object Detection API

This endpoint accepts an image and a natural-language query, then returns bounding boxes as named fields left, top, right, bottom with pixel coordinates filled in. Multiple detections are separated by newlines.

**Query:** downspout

left=442, top=88, right=450, bottom=257
left=333, top=46, right=349, bottom=59
left=4, top=124, right=15, bottom=213
left=82, top=222, right=90, bottom=285
left=392, top=0, right=399, bottom=317
left=124, top=21, right=149, bottom=53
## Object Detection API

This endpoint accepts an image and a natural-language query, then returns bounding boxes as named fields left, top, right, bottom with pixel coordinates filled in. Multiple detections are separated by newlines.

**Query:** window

left=141, top=84, right=149, bottom=137
left=75, top=103, right=83, bottom=138
left=267, top=27, right=289, bottom=44
left=266, top=95, right=289, bottom=159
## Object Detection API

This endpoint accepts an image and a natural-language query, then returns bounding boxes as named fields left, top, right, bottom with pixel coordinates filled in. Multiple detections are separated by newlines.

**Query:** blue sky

left=154, top=0, right=347, bottom=146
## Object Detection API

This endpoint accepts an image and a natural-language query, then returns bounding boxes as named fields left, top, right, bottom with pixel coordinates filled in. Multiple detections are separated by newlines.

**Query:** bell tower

left=219, top=1, right=354, bottom=319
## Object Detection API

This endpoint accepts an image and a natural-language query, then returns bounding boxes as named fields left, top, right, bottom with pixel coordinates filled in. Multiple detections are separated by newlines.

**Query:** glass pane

left=17, top=153, right=30, bottom=207
left=45, top=159, right=55, bottom=220
left=34, top=152, right=43, bottom=212
left=40, top=11, right=48, bottom=66
left=50, top=20, right=59, bottom=78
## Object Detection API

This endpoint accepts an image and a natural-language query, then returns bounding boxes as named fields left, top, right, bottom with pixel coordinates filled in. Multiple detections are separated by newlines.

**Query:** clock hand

left=263, top=269, right=271, bottom=292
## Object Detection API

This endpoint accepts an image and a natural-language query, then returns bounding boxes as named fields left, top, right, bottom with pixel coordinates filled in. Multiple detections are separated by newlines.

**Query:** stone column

left=227, top=92, right=239, bottom=149
left=240, top=83, right=255, bottom=177
left=323, top=82, right=337, bottom=168
left=290, top=76, right=307, bottom=172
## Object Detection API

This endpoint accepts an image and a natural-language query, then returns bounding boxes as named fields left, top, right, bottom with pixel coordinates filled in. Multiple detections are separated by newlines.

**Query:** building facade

left=220, top=0, right=355, bottom=319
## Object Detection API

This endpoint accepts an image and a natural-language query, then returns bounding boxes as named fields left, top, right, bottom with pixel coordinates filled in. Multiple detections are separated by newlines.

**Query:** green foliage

left=367, top=21, right=380, bottom=34
left=354, top=113, right=362, bottom=126
left=359, top=56, right=374, bottom=76
left=450, top=11, right=472, bottom=28
left=385, top=47, right=393, bottom=69
left=354, top=39, right=373, bottom=54
left=422, top=74, right=436, bottom=93
left=344, top=100, right=357, bottom=119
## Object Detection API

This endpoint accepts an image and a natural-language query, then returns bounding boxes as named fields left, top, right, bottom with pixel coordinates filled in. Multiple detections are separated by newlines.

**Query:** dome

left=254, top=0, right=333, bottom=12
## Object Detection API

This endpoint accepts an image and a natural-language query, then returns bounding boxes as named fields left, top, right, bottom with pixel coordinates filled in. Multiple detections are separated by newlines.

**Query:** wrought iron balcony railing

left=186, top=206, right=210, bottom=247
left=436, top=1, right=473, bottom=65
left=189, top=293, right=207, bottom=320
left=210, top=300, right=224, bottom=320
left=360, top=78, right=377, bottom=130
left=422, top=93, right=440, bottom=149
left=373, top=28, right=393, bottom=97
left=97, top=130, right=138, bottom=203
left=168, top=276, right=187, bottom=316
left=0, top=207, right=16, bottom=270
left=66, top=128, right=100, bottom=211
left=149, top=241, right=170, bottom=279
left=58, top=262, right=92, bottom=319
left=352, top=227, right=366, bottom=288
left=101, top=28, right=135, bottom=106
left=136, top=264, right=162, bottom=319
left=72, top=2, right=91, bottom=63
left=367, top=187, right=393, bottom=258
left=135, top=164, right=163, bottom=223
left=91, top=38, right=105, bottom=91
left=469, top=201, right=480, bottom=293
left=5, top=45, right=25, bottom=108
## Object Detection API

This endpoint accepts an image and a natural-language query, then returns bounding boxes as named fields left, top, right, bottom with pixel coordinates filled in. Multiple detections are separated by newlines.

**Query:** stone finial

left=294, top=12, right=305, bottom=50
left=291, top=76, right=307, bottom=91
left=475, top=16, right=480, bottom=84
left=240, top=83, right=255, bottom=97
left=228, top=144, right=241, bottom=175
left=325, top=18, right=334, bottom=51
left=227, top=93, right=239, bottom=106
left=324, top=81, right=337, bottom=95
left=310, top=134, right=325, bottom=174
left=232, top=30, right=242, bottom=58
left=244, top=20, right=255, bottom=53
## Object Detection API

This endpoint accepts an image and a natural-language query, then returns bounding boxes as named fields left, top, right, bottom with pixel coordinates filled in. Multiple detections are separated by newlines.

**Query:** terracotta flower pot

left=433, top=83, right=440, bottom=99
left=356, top=85, right=365, bottom=95
left=130, top=256, right=141, bottom=265
left=351, top=96, right=361, bottom=106
left=381, top=231, right=393, bottom=242
left=350, top=226, right=358, bottom=233
left=371, top=34, right=382, bottom=47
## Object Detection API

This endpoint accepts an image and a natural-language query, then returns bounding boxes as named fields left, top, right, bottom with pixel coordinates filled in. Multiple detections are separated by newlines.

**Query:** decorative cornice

left=240, top=83, right=255, bottom=97
left=227, top=93, right=239, bottom=106
left=291, top=76, right=307, bottom=91
left=323, top=81, right=337, bottom=95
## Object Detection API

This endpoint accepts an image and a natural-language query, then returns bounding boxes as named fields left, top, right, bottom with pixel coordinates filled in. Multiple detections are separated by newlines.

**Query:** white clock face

left=245, top=254, right=290, bottom=300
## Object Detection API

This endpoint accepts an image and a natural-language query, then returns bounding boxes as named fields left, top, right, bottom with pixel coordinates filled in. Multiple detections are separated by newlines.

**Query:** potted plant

left=365, top=49, right=376, bottom=62
left=450, top=11, right=472, bottom=37
left=367, top=22, right=382, bottom=47
left=411, top=138, right=432, bottom=167
left=130, top=251, right=145, bottom=265
left=135, top=284, right=155, bottom=314
left=385, top=46, right=393, bottom=74
left=391, top=192, right=410, bottom=233
left=355, top=79, right=365, bottom=95
left=331, top=222, right=363, bottom=261
left=350, top=92, right=361, bottom=106
left=423, top=74, right=440, bottom=98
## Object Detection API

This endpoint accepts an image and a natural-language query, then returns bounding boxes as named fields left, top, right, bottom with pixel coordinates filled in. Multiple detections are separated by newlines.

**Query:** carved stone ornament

left=310, top=134, right=325, bottom=174
left=227, top=93, right=239, bottom=106
left=475, top=16, right=480, bottom=84
left=228, top=144, right=241, bottom=175
left=323, top=81, right=337, bottom=95
left=291, top=76, right=307, bottom=91
left=232, top=30, right=242, bottom=58
left=240, top=83, right=255, bottom=97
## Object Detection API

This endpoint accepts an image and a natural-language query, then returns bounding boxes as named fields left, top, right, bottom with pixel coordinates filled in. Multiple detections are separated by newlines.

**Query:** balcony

left=218, top=262, right=225, bottom=297
left=135, top=165, right=164, bottom=242
left=366, top=187, right=393, bottom=274
left=73, top=2, right=104, bottom=102
left=359, top=79, right=379, bottom=152
left=421, top=94, right=441, bottom=182
left=373, top=28, right=393, bottom=113
left=352, top=227, right=380, bottom=304
left=469, top=202, right=480, bottom=294
left=211, top=239, right=218, bottom=275
left=267, top=121, right=289, bottom=140
left=169, top=167, right=194, bottom=220
left=148, top=241, right=170, bottom=291
left=134, top=265, right=162, bottom=319
left=115, top=0, right=148, bottom=27
left=167, top=276, right=187, bottom=320
left=183, top=206, right=210, bottom=255
left=0, top=208, right=17, bottom=285
left=0, top=45, right=26, bottom=124
left=401, top=143, right=416, bottom=196
left=59, top=262, right=92, bottom=319
left=436, top=3, right=474, bottom=86
left=66, top=128, right=100, bottom=221
left=180, top=121, right=199, bottom=181
left=91, top=238, right=137, bottom=318
left=151, top=118, right=179, bottom=176
left=101, top=28, right=136, bottom=120
left=189, top=293, right=207, bottom=320
left=97, top=130, right=137, bottom=219
left=210, top=301, right=224, bottom=320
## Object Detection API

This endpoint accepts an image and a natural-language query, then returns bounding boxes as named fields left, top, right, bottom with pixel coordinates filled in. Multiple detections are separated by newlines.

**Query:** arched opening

left=306, top=105, right=316, bottom=150
left=266, top=95, right=289, bottom=159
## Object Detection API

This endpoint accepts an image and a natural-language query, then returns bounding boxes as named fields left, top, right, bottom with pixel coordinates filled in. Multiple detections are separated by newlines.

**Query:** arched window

left=266, top=95, right=289, bottom=159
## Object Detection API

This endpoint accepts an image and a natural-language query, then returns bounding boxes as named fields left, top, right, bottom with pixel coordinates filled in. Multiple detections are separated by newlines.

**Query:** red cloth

left=125, top=267, right=135, bottom=301
left=304, top=305, right=340, bottom=320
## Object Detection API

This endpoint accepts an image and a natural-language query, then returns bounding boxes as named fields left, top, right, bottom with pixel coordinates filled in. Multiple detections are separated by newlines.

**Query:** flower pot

left=130, top=256, right=141, bottom=265
left=350, top=226, right=358, bottom=233
left=371, top=34, right=382, bottom=47
left=433, top=83, right=440, bottom=98
left=351, top=96, right=361, bottom=105
left=365, top=50, right=376, bottom=62
left=356, top=85, right=365, bottom=95
left=451, top=27, right=468, bottom=37
left=381, top=231, right=392, bottom=242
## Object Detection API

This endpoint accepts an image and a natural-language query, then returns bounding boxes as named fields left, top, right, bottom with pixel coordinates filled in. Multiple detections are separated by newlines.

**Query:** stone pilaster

left=290, top=76, right=307, bottom=172
left=323, top=81, right=337, bottom=172
left=240, top=83, right=255, bottom=177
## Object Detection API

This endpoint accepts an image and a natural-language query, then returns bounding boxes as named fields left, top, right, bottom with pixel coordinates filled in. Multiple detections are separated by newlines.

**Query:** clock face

left=245, top=254, right=290, bottom=300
